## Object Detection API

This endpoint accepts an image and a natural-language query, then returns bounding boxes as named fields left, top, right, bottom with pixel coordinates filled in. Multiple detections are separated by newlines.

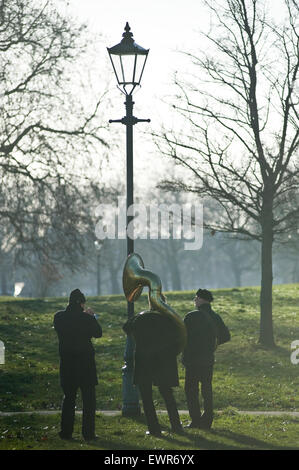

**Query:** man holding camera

left=54, top=289, right=102, bottom=441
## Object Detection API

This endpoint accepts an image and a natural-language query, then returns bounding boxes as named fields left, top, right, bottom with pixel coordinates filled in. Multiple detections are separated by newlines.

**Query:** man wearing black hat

left=54, top=289, right=102, bottom=441
left=183, top=289, right=230, bottom=430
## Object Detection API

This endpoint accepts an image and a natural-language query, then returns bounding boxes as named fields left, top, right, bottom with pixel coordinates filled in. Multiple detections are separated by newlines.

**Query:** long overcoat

left=182, top=303, right=230, bottom=368
left=123, top=311, right=179, bottom=387
left=54, top=304, right=102, bottom=388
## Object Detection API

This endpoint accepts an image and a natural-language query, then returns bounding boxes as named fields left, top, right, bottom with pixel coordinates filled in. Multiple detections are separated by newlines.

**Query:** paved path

left=1, top=410, right=299, bottom=417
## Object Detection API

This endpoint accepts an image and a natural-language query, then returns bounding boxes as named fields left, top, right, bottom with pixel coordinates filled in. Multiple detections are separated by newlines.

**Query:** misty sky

left=64, top=0, right=285, bottom=104
left=55, top=0, right=288, bottom=192
left=55, top=0, right=211, bottom=190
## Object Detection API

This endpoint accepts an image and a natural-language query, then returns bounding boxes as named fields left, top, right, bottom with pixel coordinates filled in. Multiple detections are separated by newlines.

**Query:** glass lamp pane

left=134, top=54, right=147, bottom=85
left=109, top=54, right=123, bottom=85
left=121, top=55, right=136, bottom=84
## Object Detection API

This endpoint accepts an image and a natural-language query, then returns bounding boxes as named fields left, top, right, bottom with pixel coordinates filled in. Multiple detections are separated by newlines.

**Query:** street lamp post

left=107, top=23, right=150, bottom=417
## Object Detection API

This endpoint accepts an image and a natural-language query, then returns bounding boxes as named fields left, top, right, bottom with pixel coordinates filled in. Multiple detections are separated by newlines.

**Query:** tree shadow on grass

left=209, top=428, right=299, bottom=450
left=93, top=413, right=299, bottom=450
left=81, top=432, right=241, bottom=451
left=88, top=415, right=287, bottom=451
left=83, top=429, right=279, bottom=451
left=84, top=436, right=152, bottom=451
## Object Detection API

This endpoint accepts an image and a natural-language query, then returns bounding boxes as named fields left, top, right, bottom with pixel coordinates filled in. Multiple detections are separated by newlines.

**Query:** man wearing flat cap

left=183, top=289, right=230, bottom=430
left=54, top=289, right=102, bottom=441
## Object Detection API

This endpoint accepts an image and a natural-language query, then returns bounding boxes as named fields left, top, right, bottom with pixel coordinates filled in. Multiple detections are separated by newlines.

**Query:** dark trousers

left=60, top=385, right=96, bottom=439
left=138, top=378, right=181, bottom=433
left=184, top=365, right=213, bottom=426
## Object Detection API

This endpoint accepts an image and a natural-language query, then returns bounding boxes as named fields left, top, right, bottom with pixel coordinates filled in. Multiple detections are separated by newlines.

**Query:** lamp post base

left=121, top=332, right=141, bottom=417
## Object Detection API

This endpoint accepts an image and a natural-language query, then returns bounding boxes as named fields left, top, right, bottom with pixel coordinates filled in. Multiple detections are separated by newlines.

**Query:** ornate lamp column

left=107, top=23, right=150, bottom=416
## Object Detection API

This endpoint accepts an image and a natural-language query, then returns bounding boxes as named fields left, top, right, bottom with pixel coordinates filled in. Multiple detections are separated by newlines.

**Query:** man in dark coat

left=54, top=289, right=102, bottom=441
left=123, top=307, right=183, bottom=437
left=183, top=289, right=230, bottom=430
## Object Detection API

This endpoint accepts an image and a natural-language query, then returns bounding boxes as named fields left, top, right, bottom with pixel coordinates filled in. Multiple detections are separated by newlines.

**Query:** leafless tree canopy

left=158, top=0, right=298, bottom=236
left=0, top=0, right=109, bottom=266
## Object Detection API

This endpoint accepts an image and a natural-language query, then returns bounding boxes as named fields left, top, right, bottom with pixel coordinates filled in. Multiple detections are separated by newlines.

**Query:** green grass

left=0, top=411, right=298, bottom=450
left=0, top=284, right=299, bottom=449
left=1, top=285, right=299, bottom=412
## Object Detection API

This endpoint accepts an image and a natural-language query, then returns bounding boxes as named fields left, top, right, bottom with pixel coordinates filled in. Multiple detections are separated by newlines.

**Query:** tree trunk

left=233, top=265, right=242, bottom=287
left=229, top=242, right=242, bottom=287
left=292, top=257, right=299, bottom=283
left=259, top=199, right=275, bottom=347
left=110, top=269, right=121, bottom=294
left=39, top=280, right=49, bottom=298
left=232, top=240, right=242, bottom=287
left=96, top=253, right=101, bottom=295
left=170, top=256, right=182, bottom=291
left=1, top=270, right=9, bottom=295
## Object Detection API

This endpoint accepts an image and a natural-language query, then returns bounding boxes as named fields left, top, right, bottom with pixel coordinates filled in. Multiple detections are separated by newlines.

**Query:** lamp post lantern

left=107, top=23, right=150, bottom=417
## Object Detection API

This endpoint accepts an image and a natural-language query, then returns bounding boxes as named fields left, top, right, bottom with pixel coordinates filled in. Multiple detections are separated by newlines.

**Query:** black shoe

left=59, top=432, right=73, bottom=440
left=200, top=413, right=213, bottom=430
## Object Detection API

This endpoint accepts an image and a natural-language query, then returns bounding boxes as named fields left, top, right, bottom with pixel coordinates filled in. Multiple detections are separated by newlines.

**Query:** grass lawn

left=0, top=411, right=298, bottom=450
left=0, top=284, right=299, bottom=450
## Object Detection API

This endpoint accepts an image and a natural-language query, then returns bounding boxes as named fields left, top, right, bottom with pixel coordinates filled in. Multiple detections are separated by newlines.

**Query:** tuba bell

left=122, top=253, right=187, bottom=354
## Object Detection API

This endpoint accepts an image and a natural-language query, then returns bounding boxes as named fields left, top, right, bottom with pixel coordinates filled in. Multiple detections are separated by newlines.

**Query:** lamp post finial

left=123, top=22, right=133, bottom=41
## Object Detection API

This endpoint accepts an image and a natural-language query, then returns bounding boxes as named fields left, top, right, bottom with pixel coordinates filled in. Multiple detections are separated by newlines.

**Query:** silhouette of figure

left=54, top=289, right=102, bottom=441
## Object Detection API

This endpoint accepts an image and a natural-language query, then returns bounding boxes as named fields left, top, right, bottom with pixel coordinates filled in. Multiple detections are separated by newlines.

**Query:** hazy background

left=1, top=0, right=298, bottom=298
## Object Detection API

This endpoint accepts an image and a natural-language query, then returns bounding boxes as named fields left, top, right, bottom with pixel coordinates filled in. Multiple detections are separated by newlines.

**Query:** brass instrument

left=122, top=253, right=187, bottom=354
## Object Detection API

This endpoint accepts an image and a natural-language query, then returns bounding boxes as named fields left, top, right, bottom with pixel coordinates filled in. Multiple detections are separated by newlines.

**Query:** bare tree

left=155, top=0, right=299, bottom=347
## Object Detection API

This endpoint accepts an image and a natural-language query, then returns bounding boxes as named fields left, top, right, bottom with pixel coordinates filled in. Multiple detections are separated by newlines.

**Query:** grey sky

left=55, top=0, right=289, bottom=191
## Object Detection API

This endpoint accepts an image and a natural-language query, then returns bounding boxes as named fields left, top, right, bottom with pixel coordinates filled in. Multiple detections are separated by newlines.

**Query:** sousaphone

left=122, top=253, right=187, bottom=354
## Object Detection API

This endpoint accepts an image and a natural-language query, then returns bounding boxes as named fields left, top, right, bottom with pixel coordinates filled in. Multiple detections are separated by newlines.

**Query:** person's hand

left=85, top=307, right=95, bottom=316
